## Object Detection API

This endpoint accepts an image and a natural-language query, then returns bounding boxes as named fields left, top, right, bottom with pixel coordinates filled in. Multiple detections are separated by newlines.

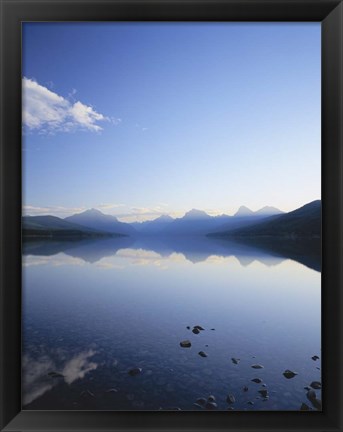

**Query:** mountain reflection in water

left=22, top=235, right=321, bottom=411
left=23, top=235, right=320, bottom=272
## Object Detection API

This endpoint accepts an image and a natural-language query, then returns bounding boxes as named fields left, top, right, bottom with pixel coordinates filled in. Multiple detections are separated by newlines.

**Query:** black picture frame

left=1, top=1, right=342, bottom=431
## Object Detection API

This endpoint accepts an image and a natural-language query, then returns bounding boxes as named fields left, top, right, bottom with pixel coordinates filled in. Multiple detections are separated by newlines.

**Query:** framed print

left=0, top=0, right=342, bottom=431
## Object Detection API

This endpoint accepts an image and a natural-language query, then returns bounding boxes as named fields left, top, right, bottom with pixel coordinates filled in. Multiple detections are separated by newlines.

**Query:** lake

left=22, top=236, right=321, bottom=411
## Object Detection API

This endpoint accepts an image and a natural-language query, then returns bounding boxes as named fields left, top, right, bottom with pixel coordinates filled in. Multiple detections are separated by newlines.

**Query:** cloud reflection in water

left=22, top=349, right=97, bottom=405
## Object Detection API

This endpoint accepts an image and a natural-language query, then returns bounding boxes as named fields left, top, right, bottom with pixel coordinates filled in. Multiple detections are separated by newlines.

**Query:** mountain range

left=210, top=200, right=321, bottom=239
left=22, top=215, right=120, bottom=238
left=22, top=201, right=320, bottom=240
left=65, top=208, right=136, bottom=235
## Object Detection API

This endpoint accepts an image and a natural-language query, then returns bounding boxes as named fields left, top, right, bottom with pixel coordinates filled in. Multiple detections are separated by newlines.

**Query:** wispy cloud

left=23, top=205, right=86, bottom=217
left=23, top=203, right=125, bottom=218
left=22, top=77, right=120, bottom=133
left=97, top=203, right=125, bottom=211
left=114, top=204, right=179, bottom=222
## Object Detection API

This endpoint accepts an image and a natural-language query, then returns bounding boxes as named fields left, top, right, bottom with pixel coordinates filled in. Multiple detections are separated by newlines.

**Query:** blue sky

left=22, top=22, right=321, bottom=222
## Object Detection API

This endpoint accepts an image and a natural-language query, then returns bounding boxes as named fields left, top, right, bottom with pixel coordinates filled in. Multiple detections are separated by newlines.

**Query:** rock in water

left=198, top=351, right=208, bottom=358
left=300, top=403, right=310, bottom=411
left=128, top=367, right=142, bottom=376
left=231, top=358, right=240, bottom=365
left=306, top=390, right=322, bottom=410
left=194, top=325, right=205, bottom=331
left=283, top=370, right=298, bottom=379
left=186, top=326, right=190, bottom=330
left=226, top=394, right=236, bottom=404
left=311, top=355, right=319, bottom=361
left=208, top=395, right=216, bottom=402
left=306, top=389, right=316, bottom=401
left=192, top=328, right=200, bottom=335
left=310, top=381, right=321, bottom=390
left=251, top=378, right=262, bottom=384
left=247, top=401, right=254, bottom=405
left=180, top=340, right=191, bottom=348
left=243, top=386, right=248, bottom=392
left=258, top=389, right=269, bottom=398
left=313, top=399, right=322, bottom=410
left=196, top=398, right=206, bottom=406
left=251, top=364, right=264, bottom=369
left=205, top=402, right=217, bottom=410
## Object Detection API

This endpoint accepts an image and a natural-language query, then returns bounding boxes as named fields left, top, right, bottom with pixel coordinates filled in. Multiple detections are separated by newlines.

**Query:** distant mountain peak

left=74, top=208, right=119, bottom=221
left=155, top=214, right=174, bottom=222
left=234, top=206, right=254, bottom=217
left=183, top=209, right=211, bottom=220
left=84, top=208, right=104, bottom=215
left=255, top=206, right=283, bottom=216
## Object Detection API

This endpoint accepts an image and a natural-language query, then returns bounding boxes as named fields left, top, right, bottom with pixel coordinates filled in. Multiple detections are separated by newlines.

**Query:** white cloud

left=69, top=101, right=106, bottom=132
left=23, top=204, right=86, bottom=217
left=23, top=203, right=125, bottom=218
left=22, top=77, right=120, bottom=133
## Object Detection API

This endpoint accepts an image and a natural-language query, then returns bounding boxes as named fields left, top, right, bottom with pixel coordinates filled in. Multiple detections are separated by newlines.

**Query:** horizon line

left=22, top=199, right=321, bottom=223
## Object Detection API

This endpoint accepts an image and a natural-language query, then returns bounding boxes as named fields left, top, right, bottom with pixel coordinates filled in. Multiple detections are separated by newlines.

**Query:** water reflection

left=23, top=350, right=98, bottom=404
left=23, top=236, right=320, bottom=272
left=22, top=235, right=321, bottom=410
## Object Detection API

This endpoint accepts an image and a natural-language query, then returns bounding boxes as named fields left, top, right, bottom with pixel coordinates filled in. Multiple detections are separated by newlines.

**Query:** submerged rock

left=128, top=367, right=142, bottom=376
left=205, top=402, right=217, bottom=410
left=307, top=390, right=316, bottom=400
left=208, top=395, right=216, bottom=402
left=251, top=364, right=264, bottom=369
left=192, top=328, right=200, bottom=335
left=283, top=370, right=298, bottom=379
left=106, top=388, right=118, bottom=393
left=306, top=390, right=322, bottom=410
left=210, top=328, right=215, bottom=331
left=258, top=389, right=269, bottom=398
left=226, top=394, right=236, bottom=404
left=251, top=378, right=262, bottom=384
left=186, top=326, right=190, bottom=330
left=300, top=403, right=310, bottom=411
left=231, top=358, right=240, bottom=365
left=180, top=340, right=191, bottom=348
left=310, top=381, right=321, bottom=390
left=198, top=351, right=208, bottom=358
left=196, top=397, right=206, bottom=406
left=227, top=406, right=234, bottom=410
left=243, top=386, right=248, bottom=392
left=247, top=401, right=254, bottom=405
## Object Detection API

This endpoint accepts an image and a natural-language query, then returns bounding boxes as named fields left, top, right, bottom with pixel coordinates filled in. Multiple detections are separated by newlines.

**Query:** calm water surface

left=22, top=237, right=321, bottom=411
